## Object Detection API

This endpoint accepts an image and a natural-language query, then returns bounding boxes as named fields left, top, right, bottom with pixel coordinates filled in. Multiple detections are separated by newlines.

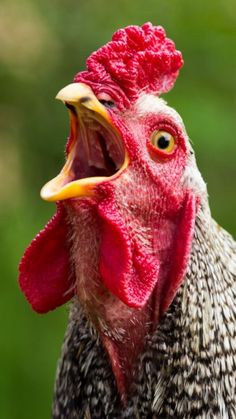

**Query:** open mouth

left=40, top=83, right=129, bottom=202
left=67, top=104, right=125, bottom=180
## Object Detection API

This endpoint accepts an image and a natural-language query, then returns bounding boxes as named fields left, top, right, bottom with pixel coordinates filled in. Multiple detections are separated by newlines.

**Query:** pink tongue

left=98, top=197, right=160, bottom=308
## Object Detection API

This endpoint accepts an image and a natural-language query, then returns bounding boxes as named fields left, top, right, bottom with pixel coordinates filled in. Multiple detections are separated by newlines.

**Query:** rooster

left=19, top=23, right=236, bottom=418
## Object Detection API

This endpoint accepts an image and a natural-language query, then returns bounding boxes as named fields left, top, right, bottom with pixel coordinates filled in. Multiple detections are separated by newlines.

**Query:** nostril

left=79, top=96, right=91, bottom=104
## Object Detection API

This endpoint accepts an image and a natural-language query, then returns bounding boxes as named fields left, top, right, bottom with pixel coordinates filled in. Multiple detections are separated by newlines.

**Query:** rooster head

left=19, top=23, right=206, bottom=397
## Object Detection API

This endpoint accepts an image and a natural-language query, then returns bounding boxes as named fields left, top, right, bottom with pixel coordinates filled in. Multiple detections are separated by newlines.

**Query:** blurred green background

left=1, top=0, right=236, bottom=417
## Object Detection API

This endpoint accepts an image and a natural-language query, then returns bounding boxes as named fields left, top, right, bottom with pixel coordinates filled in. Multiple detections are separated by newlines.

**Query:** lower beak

left=40, top=83, right=129, bottom=202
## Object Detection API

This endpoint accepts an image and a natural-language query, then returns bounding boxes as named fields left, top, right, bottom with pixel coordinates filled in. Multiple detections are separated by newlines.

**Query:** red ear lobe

left=160, top=191, right=197, bottom=315
left=19, top=204, right=75, bottom=313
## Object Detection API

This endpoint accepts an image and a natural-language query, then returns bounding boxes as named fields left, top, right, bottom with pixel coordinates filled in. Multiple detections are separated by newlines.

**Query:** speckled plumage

left=53, top=204, right=236, bottom=418
left=18, top=23, right=236, bottom=419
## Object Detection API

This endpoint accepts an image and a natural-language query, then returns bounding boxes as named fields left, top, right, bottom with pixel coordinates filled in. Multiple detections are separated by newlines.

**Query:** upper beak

left=40, top=83, right=129, bottom=202
left=55, top=83, right=110, bottom=122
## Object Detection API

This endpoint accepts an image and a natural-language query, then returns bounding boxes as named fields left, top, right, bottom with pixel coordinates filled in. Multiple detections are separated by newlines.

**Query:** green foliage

left=1, top=0, right=236, bottom=417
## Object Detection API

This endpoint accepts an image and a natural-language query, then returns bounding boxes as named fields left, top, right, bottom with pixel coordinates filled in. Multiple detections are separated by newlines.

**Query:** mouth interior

left=67, top=104, right=125, bottom=183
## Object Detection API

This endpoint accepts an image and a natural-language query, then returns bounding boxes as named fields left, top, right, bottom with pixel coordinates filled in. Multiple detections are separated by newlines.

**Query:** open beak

left=40, top=83, right=129, bottom=202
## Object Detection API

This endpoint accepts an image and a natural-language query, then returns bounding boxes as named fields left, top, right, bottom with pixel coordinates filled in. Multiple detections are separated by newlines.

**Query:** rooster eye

left=97, top=93, right=115, bottom=109
left=150, top=130, right=175, bottom=154
left=99, top=99, right=115, bottom=109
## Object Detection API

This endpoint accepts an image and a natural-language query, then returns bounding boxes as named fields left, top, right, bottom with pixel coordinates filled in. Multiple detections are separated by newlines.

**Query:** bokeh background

left=1, top=0, right=236, bottom=417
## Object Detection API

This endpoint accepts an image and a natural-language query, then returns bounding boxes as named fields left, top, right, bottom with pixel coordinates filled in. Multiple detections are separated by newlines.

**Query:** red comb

left=75, top=22, right=183, bottom=109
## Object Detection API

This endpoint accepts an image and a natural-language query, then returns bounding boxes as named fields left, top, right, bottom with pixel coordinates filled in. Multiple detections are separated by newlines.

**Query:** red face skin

left=19, top=23, right=198, bottom=400
left=94, top=111, right=188, bottom=308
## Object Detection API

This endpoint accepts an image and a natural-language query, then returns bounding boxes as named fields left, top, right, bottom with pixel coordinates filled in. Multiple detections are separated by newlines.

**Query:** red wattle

left=98, top=198, right=160, bottom=307
left=160, top=191, right=198, bottom=314
left=19, top=204, right=74, bottom=313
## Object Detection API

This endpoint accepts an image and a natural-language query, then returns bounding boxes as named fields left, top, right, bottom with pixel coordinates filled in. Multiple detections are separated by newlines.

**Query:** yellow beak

left=40, top=83, right=129, bottom=202
left=55, top=82, right=110, bottom=121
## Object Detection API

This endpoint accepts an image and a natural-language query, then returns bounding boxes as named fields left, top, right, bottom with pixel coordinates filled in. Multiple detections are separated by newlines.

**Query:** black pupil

left=157, top=135, right=170, bottom=149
